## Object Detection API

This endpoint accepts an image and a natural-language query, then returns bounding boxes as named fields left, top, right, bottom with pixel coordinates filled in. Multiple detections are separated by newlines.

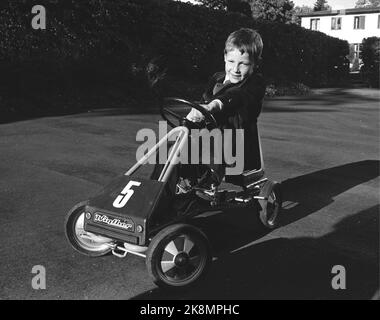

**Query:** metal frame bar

left=228, top=126, right=265, bottom=187
left=246, top=178, right=268, bottom=190
left=125, top=126, right=189, bottom=183
left=112, top=245, right=147, bottom=258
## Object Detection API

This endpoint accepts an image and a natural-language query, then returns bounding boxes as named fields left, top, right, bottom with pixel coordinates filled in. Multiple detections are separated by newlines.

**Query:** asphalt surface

left=0, top=88, right=379, bottom=300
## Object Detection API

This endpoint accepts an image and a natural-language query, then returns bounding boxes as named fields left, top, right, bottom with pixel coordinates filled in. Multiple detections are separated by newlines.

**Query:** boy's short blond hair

left=224, top=28, right=263, bottom=65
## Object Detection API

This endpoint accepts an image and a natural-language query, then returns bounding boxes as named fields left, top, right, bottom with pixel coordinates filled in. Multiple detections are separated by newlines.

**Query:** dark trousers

left=150, top=137, right=225, bottom=191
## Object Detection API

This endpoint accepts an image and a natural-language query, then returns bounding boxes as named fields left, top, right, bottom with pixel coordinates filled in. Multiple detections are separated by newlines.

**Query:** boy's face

left=224, top=48, right=254, bottom=84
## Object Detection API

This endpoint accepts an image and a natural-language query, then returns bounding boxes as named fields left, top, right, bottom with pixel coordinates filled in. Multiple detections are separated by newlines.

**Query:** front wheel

left=64, top=201, right=113, bottom=257
left=146, top=224, right=211, bottom=288
left=258, top=181, right=282, bottom=229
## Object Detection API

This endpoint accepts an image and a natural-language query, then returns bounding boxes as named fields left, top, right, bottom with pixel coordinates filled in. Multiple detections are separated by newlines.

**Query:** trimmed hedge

left=360, top=37, right=380, bottom=88
left=0, top=0, right=349, bottom=111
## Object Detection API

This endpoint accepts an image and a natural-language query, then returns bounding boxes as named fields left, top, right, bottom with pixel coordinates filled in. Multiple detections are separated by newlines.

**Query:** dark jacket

left=201, top=71, right=266, bottom=172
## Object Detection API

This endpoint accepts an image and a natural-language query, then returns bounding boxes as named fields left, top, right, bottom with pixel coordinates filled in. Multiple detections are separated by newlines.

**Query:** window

left=353, top=43, right=362, bottom=59
left=310, top=18, right=320, bottom=30
left=354, top=16, right=365, bottom=29
left=331, top=17, right=342, bottom=30
left=349, top=43, right=363, bottom=72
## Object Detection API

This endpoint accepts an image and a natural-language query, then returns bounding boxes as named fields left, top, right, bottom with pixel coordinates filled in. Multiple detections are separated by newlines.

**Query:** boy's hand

left=201, top=100, right=223, bottom=113
left=186, top=100, right=222, bottom=122
left=186, top=108, right=205, bottom=122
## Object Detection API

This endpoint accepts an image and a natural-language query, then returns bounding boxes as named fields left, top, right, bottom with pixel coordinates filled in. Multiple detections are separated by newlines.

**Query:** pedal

left=195, top=184, right=219, bottom=206
left=112, top=245, right=129, bottom=258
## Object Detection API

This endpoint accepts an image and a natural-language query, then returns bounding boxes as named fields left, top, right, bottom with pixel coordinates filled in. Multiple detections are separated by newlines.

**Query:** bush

left=0, top=0, right=349, bottom=116
left=360, top=37, right=380, bottom=88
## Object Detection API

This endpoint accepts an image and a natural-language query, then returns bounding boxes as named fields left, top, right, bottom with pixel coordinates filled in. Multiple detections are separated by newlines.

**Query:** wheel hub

left=174, top=252, right=190, bottom=267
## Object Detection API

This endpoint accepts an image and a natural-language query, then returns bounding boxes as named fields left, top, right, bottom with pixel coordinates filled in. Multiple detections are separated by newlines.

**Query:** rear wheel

left=146, top=224, right=211, bottom=288
left=65, top=201, right=113, bottom=257
left=258, top=181, right=282, bottom=229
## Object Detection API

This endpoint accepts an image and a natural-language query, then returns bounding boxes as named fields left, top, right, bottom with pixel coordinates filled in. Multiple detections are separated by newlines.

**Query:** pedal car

left=65, top=98, right=282, bottom=288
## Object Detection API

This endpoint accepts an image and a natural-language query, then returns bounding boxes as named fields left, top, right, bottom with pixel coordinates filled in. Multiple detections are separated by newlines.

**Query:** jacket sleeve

left=201, top=72, right=224, bottom=103
left=217, top=73, right=266, bottom=119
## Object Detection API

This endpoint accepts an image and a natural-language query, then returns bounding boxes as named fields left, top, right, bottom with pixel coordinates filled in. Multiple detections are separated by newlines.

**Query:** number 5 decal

left=113, top=180, right=141, bottom=208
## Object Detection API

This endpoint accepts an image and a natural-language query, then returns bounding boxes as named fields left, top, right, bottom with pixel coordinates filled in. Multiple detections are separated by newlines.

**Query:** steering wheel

left=161, top=97, right=218, bottom=129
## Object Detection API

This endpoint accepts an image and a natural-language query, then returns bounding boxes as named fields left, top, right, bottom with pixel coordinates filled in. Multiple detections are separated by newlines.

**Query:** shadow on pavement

left=280, top=160, right=379, bottom=227
left=134, top=205, right=379, bottom=300
left=132, top=160, right=379, bottom=300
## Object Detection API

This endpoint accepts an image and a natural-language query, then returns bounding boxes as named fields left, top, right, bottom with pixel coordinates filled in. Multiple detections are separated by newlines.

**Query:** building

left=300, top=7, right=380, bottom=70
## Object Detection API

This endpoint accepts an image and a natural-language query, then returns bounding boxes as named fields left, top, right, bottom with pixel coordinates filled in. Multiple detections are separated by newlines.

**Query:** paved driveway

left=0, top=88, right=378, bottom=299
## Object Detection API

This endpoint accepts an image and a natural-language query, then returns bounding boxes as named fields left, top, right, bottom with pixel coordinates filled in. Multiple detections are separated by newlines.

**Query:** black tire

left=258, top=181, right=282, bottom=229
left=64, top=201, right=112, bottom=257
left=146, top=223, right=211, bottom=288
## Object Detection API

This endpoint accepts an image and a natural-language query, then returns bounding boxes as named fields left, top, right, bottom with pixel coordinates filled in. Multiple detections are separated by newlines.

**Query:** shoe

left=197, top=168, right=222, bottom=189
left=175, top=177, right=193, bottom=194
left=195, top=183, right=218, bottom=204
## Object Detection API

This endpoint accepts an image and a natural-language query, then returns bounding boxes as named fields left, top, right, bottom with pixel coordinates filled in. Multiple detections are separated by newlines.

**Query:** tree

left=291, top=5, right=313, bottom=24
left=355, top=0, right=380, bottom=8
left=195, top=0, right=226, bottom=10
left=195, top=0, right=252, bottom=15
left=313, top=0, right=331, bottom=11
left=196, top=0, right=296, bottom=22
left=249, top=0, right=295, bottom=23
left=360, top=37, right=380, bottom=87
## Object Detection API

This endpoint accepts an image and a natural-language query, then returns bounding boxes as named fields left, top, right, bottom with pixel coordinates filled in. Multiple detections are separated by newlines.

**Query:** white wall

left=301, top=13, right=380, bottom=44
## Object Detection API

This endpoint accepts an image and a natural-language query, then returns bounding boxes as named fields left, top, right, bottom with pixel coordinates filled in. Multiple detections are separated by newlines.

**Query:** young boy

left=186, top=28, right=266, bottom=188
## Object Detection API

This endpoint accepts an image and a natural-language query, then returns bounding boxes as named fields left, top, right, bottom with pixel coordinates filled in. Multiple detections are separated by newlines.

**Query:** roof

left=299, top=7, right=380, bottom=17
